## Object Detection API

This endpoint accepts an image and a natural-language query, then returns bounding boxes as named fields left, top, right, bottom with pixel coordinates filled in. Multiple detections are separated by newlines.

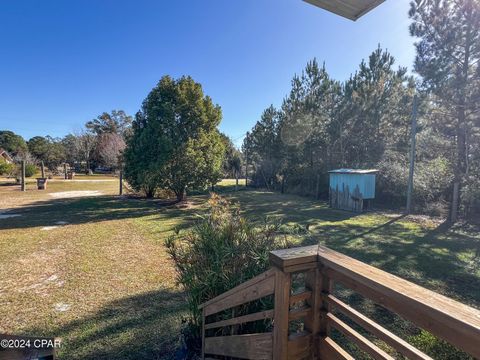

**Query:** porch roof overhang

left=303, top=0, right=385, bottom=21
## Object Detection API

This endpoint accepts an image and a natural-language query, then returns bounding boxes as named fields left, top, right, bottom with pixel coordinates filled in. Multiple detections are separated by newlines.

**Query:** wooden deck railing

left=198, top=245, right=480, bottom=359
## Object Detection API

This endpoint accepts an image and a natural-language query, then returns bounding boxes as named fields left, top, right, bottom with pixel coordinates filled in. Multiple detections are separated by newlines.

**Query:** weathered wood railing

left=199, top=245, right=480, bottom=359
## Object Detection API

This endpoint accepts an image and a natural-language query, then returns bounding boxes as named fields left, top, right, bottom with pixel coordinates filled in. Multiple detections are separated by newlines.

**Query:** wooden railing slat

left=318, top=245, right=480, bottom=359
left=318, top=336, right=354, bottom=360
left=202, top=270, right=275, bottom=316
left=199, top=268, right=275, bottom=310
left=326, top=294, right=433, bottom=360
left=290, top=290, right=312, bottom=306
left=327, top=313, right=395, bottom=360
left=204, top=309, right=274, bottom=330
left=289, top=305, right=311, bottom=321
left=200, top=245, right=480, bottom=359
left=204, top=333, right=272, bottom=359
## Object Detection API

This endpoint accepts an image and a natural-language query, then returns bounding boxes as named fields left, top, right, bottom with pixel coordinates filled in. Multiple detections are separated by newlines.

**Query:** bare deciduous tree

left=96, top=132, right=126, bottom=170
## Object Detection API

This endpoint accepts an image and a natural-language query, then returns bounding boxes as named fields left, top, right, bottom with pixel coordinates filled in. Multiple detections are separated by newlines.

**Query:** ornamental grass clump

left=165, top=194, right=290, bottom=354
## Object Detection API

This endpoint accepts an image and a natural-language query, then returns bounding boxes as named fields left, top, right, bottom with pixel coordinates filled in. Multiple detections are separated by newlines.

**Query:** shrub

left=0, top=162, right=16, bottom=176
left=24, top=164, right=37, bottom=177
left=165, top=194, right=290, bottom=355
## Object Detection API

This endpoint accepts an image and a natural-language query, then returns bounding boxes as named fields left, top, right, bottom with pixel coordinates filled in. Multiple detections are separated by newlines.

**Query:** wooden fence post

left=21, top=160, right=26, bottom=192
left=119, top=169, right=123, bottom=196
left=235, top=170, right=238, bottom=191
left=273, top=268, right=291, bottom=360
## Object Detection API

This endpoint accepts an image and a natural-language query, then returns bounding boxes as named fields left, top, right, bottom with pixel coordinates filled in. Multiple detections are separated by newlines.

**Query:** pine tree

left=409, top=0, right=480, bottom=221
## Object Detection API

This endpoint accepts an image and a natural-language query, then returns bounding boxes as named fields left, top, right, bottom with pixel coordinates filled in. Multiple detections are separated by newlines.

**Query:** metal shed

left=329, top=169, right=378, bottom=212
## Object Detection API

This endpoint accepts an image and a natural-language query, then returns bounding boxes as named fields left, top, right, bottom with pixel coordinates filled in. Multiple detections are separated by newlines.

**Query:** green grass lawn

left=0, top=182, right=478, bottom=359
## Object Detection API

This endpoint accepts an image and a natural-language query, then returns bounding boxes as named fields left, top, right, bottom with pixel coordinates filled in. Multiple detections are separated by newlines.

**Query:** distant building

left=0, top=148, right=13, bottom=164
left=329, top=169, right=378, bottom=212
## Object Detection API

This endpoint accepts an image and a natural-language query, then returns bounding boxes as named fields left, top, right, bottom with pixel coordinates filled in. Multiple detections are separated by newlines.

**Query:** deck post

left=318, top=273, right=332, bottom=358
left=201, top=307, right=205, bottom=360
left=305, top=268, right=321, bottom=359
left=273, top=267, right=291, bottom=360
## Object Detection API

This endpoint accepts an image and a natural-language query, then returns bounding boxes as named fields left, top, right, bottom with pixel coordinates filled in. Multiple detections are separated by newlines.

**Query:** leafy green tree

left=27, top=136, right=49, bottom=159
left=24, top=163, right=37, bottom=177
left=43, top=137, right=66, bottom=170
left=124, top=76, right=225, bottom=200
left=220, top=134, right=242, bottom=179
left=62, top=134, right=79, bottom=165
left=409, top=0, right=480, bottom=221
left=0, top=162, right=16, bottom=176
left=28, top=136, right=66, bottom=170
left=86, top=110, right=133, bottom=136
left=0, top=130, right=28, bottom=156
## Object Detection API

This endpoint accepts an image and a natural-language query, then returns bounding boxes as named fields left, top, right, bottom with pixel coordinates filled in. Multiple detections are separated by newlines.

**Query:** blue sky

left=0, top=0, right=415, bottom=146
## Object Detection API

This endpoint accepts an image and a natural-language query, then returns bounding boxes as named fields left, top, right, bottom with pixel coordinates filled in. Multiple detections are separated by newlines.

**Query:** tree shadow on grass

left=324, top=220, right=480, bottom=359
left=0, top=195, right=205, bottom=231
left=308, top=217, right=480, bottom=308
left=25, top=288, right=187, bottom=360
left=226, top=190, right=359, bottom=226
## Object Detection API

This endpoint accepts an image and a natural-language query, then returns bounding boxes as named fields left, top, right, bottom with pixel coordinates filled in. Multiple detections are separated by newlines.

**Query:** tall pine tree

left=410, top=0, right=480, bottom=221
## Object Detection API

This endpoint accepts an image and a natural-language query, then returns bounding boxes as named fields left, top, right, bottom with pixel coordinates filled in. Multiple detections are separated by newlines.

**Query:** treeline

left=0, top=110, right=132, bottom=176
left=242, top=49, right=449, bottom=214
left=1, top=106, right=241, bottom=183
left=243, top=0, right=480, bottom=220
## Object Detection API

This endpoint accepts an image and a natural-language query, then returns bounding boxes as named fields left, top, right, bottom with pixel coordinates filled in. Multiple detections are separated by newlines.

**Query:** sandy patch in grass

left=54, top=303, right=71, bottom=312
left=41, top=226, right=59, bottom=231
left=41, top=221, right=69, bottom=230
left=49, top=191, right=103, bottom=199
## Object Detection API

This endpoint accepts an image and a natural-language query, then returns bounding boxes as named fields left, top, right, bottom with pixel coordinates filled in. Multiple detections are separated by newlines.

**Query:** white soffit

left=303, top=0, right=385, bottom=21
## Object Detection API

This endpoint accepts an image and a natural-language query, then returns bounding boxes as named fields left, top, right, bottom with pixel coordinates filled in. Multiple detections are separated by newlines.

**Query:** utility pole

left=406, top=95, right=418, bottom=214
left=21, top=160, right=26, bottom=191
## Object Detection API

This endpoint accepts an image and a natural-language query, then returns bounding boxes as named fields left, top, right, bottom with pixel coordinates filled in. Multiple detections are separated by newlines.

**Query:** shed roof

left=303, top=0, right=385, bottom=21
left=329, top=168, right=378, bottom=174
